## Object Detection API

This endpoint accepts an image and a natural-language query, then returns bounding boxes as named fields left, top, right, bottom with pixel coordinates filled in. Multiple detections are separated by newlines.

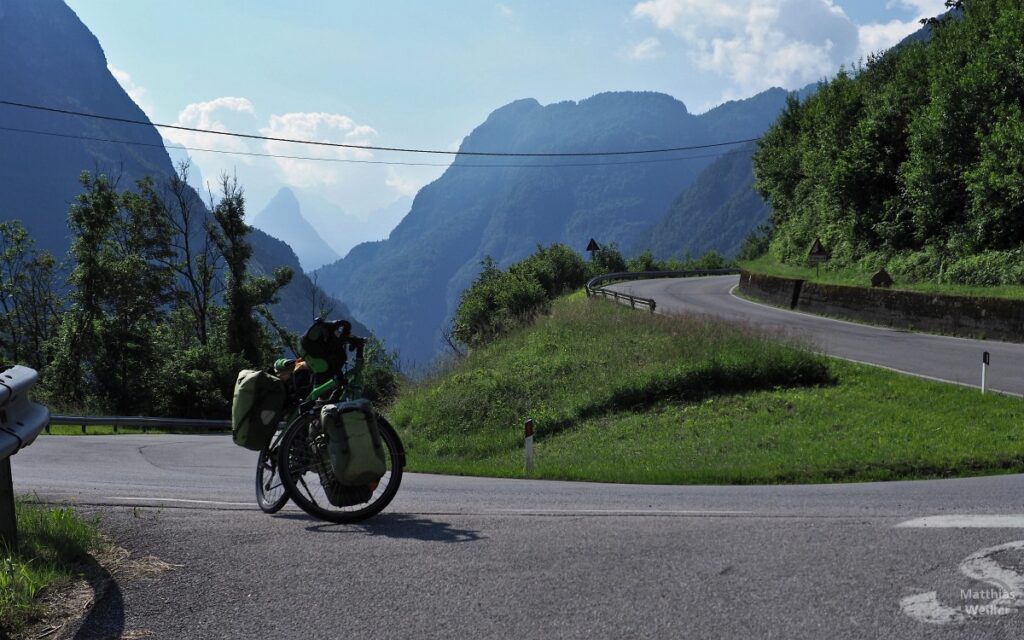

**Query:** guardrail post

left=81, top=424, right=86, bottom=434
left=0, top=457, right=16, bottom=553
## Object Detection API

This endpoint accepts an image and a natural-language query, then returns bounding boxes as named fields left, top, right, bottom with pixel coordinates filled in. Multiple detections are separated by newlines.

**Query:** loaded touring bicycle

left=232, top=318, right=405, bottom=523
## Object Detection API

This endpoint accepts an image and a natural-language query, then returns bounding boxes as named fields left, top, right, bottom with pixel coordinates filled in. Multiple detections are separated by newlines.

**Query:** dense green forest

left=753, top=0, right=1024, bottom=285
left=0, top=167, right=396, bottom=417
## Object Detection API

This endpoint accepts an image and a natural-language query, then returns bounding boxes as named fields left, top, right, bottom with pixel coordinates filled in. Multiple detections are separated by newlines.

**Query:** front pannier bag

left=321, top=400, right=386, bottom=491
left=231, top=369, right=286, bottom=450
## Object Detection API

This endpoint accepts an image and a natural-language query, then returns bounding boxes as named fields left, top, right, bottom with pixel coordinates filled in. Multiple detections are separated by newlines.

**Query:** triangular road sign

left=808, top=237, right=829, bottom=262
left=586, top=238, right=600, bottom=252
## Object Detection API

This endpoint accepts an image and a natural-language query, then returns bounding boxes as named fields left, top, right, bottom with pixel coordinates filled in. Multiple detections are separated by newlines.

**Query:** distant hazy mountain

left=251, top=187, right=340, bottom=271
left=294, top=191, right=410, bottom=258
left=642, top=143, right=768, bottom=259
left=315, top=90, right=792, bottom=365
left=0, top=0, right=363, bottom=333
left=636, top=84, right=817, bottom=259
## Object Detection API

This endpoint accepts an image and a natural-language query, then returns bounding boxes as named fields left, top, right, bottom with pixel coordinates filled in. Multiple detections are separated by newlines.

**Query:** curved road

left=10, top=276, right=1024, bottom=638
left=610, top=275, right=1024, bottom=395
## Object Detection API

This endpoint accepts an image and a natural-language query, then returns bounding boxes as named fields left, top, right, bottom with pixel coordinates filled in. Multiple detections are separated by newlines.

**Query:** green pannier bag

left=321, top=399, right=386, bottom=489
left=231, top=369, right=286, bottom=451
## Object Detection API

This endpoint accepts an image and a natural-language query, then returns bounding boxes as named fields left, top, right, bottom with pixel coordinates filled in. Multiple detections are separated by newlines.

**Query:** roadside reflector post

left=524, top=419, right=535, bottom=475
left=982, top=351, right=990, bottom=394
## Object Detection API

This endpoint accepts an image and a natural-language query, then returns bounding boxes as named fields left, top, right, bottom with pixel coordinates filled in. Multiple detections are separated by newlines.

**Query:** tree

left=161, top=161, right=220, bottom=345
left=208, top=175, right=293, bottom=366
left=49, top=172, right=175, bottom=412
left=0, top=221, right=60, bottom=369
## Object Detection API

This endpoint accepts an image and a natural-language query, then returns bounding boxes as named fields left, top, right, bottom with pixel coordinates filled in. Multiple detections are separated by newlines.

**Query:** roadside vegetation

left=753, top=0, right=1024, bottom=290
left=392, top=294, right=1024, bottom=484
left=741, top=255, right=1024, bottom=300
left=1, top=502, right=100, bottom=635
left=450, top=242, right=730, bottom=352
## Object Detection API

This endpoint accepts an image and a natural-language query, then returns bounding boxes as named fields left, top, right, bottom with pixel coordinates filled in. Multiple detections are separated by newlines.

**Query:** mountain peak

left=265, top=186, right=299, bottom=211
left=251, top=188, right=339, bottom=271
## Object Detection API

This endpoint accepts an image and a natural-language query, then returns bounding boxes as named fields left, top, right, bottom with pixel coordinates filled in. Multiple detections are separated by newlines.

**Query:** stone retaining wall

left=738, top=270, right=1024, bottom=342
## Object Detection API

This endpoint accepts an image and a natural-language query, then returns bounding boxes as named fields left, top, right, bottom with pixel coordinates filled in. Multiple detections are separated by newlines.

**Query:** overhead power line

left=0, top=99, right=760, bottom=158
left=0, top=124, right=745, bottom=169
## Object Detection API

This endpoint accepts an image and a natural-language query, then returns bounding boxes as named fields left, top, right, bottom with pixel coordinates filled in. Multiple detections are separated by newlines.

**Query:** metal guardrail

left=1, top=365, right=51, bottom=552
left=585, top=269, right=740, bottom=312
left=49, top=415, right=230, bottom=434
left=590, top=287, right=658, bottom=312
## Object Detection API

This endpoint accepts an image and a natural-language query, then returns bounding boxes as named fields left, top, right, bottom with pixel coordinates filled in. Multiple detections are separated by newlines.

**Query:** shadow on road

left=72, top=558, right=124, bottom=639
left=307, top=513, right=483, bottom=543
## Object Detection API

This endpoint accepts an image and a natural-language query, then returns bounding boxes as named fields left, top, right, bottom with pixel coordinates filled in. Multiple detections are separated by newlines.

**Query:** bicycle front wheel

left=256, top=436, right=288, bottom=514
left=278, top=412, right=404, bottom=523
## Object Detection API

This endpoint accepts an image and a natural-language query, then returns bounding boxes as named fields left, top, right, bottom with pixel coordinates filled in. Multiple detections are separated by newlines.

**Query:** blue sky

left=64, top=0, right=945, bottom=239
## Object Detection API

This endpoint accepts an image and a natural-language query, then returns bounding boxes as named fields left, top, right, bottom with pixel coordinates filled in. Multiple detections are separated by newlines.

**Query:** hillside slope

left=316, top=90, right=789, bottom=365
left=643, top=143, right=769, bottom=259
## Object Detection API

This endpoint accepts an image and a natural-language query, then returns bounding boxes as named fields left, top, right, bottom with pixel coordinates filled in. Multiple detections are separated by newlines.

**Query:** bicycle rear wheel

left=278, top=412, right=404, bottom=523
left=256, top=435, right=288, bottom=513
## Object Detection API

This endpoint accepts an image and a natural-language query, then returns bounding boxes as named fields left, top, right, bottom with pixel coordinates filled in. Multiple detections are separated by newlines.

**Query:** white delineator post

left=982, top=351, right=990, bottom=394
left=524, top=419, right=535, bottom=474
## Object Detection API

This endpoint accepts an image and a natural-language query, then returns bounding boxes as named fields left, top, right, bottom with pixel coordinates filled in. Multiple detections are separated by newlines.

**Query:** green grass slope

left=389, top=295, right=1024, bottom=484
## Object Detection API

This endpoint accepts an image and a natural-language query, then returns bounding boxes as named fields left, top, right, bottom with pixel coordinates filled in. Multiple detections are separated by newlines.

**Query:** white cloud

left=627, top=37, right=663, bottom=61
left=259, top=112, right=379, bottom=188
left=857, top=0, right=947, bottom=55
left=632, top=0, right=947, bottom=99
left=160, top=97, right=259, bottom=193
left=633, top=0, right=858, bottom=96
left=161, top=97, right=256, bottom=153
left=160, top=98, right=419, bottom=217
left=385, top=167, right=424, bottom=197
left=496, top=3, right=513, bottom=17
left=108, top=64, right=153, bottom=115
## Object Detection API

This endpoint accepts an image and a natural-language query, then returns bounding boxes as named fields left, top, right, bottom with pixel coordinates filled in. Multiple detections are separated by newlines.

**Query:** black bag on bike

left=231, top=369, right=286, bottom=451
left=300, top=321, right=347, bottom=373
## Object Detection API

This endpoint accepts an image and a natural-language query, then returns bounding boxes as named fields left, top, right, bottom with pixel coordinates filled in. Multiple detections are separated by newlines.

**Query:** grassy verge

left=1, top=502, right=100, bottom=635
left=741, top=255, right=1024, bottom=300
left=389, top=295, right=1024, bottom=484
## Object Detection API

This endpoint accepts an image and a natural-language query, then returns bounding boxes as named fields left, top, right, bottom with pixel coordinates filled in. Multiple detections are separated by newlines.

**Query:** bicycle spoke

left=298, top=475, right=321, bottom=508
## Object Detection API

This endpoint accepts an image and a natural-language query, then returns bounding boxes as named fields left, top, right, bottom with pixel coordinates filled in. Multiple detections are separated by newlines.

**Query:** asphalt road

left=609, top=275, right=1024, bottom=396
left=10, top=276, right=1024, bottom=639
left=11, top=435, right=1024, bottom=639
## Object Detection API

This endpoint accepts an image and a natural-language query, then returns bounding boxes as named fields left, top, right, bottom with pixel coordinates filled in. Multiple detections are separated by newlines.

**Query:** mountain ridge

left=315, top=88, right=792, bottom=365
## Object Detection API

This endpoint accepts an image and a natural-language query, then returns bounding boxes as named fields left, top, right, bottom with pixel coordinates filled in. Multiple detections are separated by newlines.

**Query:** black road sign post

left=586, top=238, right=600, bottom=261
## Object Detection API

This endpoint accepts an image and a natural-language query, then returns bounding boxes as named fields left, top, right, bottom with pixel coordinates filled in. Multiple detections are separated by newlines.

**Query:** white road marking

left=900, top=592, right=968, bottom=624
left=483, top=509, right=753, bottom=516
left=901, top=540, right=1024, bottom=624
left=106, top=496, right=253, bottom=507
left=897, top=515, right=1024, bottom=528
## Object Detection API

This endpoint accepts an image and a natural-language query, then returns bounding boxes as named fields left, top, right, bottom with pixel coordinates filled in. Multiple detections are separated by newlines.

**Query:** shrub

left=509, top=244, right=589, bottom=297
left=944, top=249, right=1024, bottom=286
left=886, top=248, right=943, bottom=282
left=590, top=244, right=627, bottom=274
left=452, top=258, right=548, bottom=348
